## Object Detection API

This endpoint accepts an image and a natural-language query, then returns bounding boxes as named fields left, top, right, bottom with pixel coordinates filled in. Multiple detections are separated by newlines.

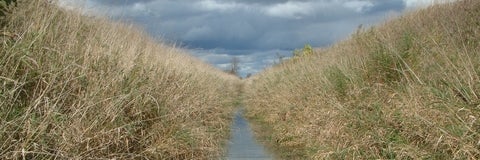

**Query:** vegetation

left=3, top=0, right=479, bottom=159
left=0, top=0, right=15, bottom=26
left=245, top=0, right=480, bottom=159
left=0, top=0, right=240, bottom=159
left=225, top=56, right=241, bottom=77
left=292, top=44, right=314, bottom=59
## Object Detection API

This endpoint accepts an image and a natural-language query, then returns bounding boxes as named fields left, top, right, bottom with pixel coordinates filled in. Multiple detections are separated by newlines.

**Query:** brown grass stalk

left=0, top=0, right=241, bottom=159
left=245, top=0, right=480, bottom=159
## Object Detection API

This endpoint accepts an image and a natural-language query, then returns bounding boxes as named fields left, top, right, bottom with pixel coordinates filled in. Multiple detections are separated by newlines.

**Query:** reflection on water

left=226, top=109, right=272, bottom=160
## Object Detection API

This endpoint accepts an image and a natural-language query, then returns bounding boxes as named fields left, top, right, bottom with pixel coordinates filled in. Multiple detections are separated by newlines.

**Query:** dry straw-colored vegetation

left=1, top=0, right=240, bottom=159
left=245, top=0, right=480, bottom=159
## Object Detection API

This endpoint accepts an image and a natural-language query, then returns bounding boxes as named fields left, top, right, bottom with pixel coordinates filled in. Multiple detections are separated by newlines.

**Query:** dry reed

left=245, top=0, right=480, bottom=159
left=0, top=0, right=241, bottom=159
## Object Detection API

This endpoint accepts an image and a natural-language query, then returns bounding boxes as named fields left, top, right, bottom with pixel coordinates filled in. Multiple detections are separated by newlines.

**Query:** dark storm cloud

left=59, top=0, right=421, bottom=76
left=80, top=0, right=406, bottom=51
left=367, top=1, right=406, bottom=14
left=92, top=0, right=155, bottom=6
left=226, top=0, right=294, bottom=5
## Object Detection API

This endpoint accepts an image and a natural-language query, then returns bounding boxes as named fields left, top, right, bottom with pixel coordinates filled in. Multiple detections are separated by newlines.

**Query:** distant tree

left=246, top=73, right=252, bottom=79
left=275, top=52, right=285, bottom=64
left=293, top=44, right=313, bottom=58
left=227, top=56, right=240, bottom=77
left=291, top=44, right=314, bottom=62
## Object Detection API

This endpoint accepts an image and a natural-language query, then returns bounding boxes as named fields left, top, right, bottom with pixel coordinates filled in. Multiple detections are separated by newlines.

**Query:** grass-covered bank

left=0, top=0, right=240, bottom=159
left=245, top=0, right=480, bottom=159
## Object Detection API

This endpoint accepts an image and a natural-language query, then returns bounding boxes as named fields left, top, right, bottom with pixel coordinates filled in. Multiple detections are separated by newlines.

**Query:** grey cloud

left=367, top=1, right=405, bottom=14
left=226, top=0, right=294, bottom=5
left=190, top=48, right=291, bottom=76
left=92, top=0, right=155, bottom=6
left=89, top=0, right=402, bottom=50
left=62, top=0, right=409, bottom=76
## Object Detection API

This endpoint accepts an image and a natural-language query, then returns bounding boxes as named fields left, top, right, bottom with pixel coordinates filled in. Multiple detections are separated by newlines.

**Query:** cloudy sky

left=58, top=0, right=448, bottom=77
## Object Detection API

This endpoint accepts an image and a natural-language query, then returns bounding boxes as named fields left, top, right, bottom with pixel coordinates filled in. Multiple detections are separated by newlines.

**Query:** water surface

left=226, top=109, right=273, bottom=160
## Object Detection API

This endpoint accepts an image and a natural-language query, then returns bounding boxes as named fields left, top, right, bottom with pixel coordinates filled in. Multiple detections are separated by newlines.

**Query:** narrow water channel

left=226, top=109, right=273, bottom=160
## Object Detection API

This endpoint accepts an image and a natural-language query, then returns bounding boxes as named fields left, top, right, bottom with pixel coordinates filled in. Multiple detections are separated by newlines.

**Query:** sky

left=58, top=0, right=450, bottom=77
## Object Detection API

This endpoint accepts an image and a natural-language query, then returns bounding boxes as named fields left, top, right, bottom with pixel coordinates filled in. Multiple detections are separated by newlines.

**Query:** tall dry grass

left=245, top=0, right=479, bottom=159
left=0, top=0, right=240, bottom=159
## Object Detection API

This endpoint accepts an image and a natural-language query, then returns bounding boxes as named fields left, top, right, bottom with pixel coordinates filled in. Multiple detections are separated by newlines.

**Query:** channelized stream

left=226, top=109, right=273, bottom=160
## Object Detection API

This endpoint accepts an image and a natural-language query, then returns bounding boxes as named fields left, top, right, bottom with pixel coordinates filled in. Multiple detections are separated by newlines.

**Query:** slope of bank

left=245, top=0, right=479, bottom=159
left=0, top=1, right=240, bottom=159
